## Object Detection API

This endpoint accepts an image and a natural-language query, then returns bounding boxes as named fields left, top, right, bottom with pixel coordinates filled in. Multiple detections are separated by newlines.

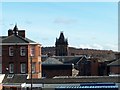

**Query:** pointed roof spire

left=59, top=31, right=64, bottom=40
left=13, top=24, right=18, bottom=35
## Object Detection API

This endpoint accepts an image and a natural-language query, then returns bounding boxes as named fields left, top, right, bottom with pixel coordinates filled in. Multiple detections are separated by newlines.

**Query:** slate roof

left=2, top=74, right=27, bottom=84
left=26, top=76, right=120, bottom=84
left=1, top=34, right=37, bottom=44
left=0, top=36, right=7, bottom=40
left=2, top=75, right=120, bottom=84
left=107, top=59, right=120, bottom=66
left=42, top=57, right=63, bottom=64
left=52, top=56, right=85, bottom=65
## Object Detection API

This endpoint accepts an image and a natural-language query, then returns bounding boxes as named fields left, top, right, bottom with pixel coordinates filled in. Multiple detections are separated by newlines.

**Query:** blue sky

left=1, top=2, right=118, bottom=51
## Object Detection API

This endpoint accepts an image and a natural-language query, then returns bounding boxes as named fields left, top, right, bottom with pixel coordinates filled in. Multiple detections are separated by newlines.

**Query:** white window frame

left=9, top=63, right=14, bottom=73
left=20, top=47, right=26, bottom=56
left=30, top=46, right=35, bottom=56
left=9, top=46, right=14, bottom=56
left=32, top=63, right=36, bottom=73
left=21, top=63, right=26, bottom=73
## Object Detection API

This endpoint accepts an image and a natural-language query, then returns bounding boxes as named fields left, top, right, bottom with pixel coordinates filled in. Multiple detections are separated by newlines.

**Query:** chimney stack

left=8, top=29, right=13, bottom=36
left=18, top=30, right=25, bottom=38
left=8, top=25, right=26, bottom=38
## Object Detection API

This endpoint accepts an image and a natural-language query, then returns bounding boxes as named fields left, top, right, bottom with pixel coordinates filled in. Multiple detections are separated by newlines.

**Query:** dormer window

left=20, top=47, right=26, bottom=56
left=9, top=46, right=14, bottom=56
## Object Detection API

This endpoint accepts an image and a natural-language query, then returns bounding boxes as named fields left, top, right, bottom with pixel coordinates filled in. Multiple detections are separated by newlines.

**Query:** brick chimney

left=8, top=29, right=13, bottom=36
left=18, top=30, right=25, bottom=38
left=8, top=25, right=25, bottom=38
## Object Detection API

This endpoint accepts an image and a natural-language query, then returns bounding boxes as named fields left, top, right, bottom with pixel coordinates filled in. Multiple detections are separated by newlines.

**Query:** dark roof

left=107, top=59, right=120, bottom=66
left=1, top=34, right=37, bottom=44
left=24, top=37, right=36, bottom=43
left=42, top=57, right=63, bottom=64
left=26, top=76, right=120, bottom=84
left=2, top=75, right=120, bottom=84
left=52, top=56, right=85, bottom=64
left=2, top=74, right=27, bottom=83
left=0, top=36, right=7, bottom=39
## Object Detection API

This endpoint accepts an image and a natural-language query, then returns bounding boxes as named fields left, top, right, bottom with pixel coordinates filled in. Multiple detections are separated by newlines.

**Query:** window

left=32, top=63, right=36, bottom=73
left=9, top=63, right=14, bottom=73
left=21, top=63, right=26, bottom=73
left=9, top=46, right=14, bottom=56
left=20, top=47, right=26, bottom=56
left=42, top=73, right=47, bottom=78
left=30, top=46, right=35, bottom=56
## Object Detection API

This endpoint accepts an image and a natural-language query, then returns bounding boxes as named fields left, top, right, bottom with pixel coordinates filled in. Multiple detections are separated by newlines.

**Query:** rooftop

left=107, top=59, right=120, bottom=66
left=0, top=25, right=40, bottom=45
left=2, top=75, right=120, bottom=84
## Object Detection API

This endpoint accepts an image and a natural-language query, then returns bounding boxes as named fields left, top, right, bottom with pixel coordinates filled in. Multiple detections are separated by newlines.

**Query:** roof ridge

left=2, top=34, right=29, bottom=43
left=16, top=35, right=29, bottom=43
left=108, top=59, right=120, bottom=66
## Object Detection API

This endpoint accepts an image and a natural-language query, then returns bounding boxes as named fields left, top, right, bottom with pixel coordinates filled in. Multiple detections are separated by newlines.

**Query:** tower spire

left=55, top=31, right=68, bottom=56
left=59, top=31, right=64, bottom=40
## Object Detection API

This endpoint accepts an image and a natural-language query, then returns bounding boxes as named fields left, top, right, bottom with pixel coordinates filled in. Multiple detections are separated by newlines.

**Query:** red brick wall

left=2, top=44, right=41, bottom=78
left=110, top=66, right=120, bottom=74
left=28, top=44, right=42, bottom=78
left=2, top=45, right=28, bottom=74
left=78, top=58, right=99, bottom=76
left=90, top=58, right=99, bottom=76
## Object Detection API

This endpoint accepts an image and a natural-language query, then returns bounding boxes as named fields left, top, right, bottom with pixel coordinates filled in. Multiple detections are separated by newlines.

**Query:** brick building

left=107, top=53, right=120, bottom=75
left=42, top=55, right=101, bottom=77
left=0, top=25, right=42, bottom=78
left=108, top=59, right=120, bottom=75
left=42, top=57, right=72, bottom=78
